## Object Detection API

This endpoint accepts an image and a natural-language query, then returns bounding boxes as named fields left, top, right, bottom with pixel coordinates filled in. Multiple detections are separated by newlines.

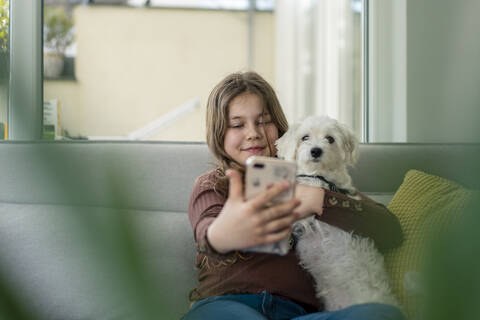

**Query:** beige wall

left=44, top=6, right=275, bottom=141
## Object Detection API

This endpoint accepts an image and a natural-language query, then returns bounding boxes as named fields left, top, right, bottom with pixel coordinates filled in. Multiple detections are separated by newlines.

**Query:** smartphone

left=243, top=156, right=297, bottom=255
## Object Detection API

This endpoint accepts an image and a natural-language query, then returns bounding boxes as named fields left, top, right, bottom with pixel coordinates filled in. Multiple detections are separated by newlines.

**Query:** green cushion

left=384, top=170, right=473, bottom=319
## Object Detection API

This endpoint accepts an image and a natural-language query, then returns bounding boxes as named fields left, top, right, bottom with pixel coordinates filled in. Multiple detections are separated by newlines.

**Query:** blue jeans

left=183, top=291, right=405, bottom=320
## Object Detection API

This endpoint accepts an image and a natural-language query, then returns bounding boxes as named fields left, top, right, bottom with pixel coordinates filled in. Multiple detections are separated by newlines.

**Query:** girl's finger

left=261, top=227, right=292, bottom=244
left=226, top=169, right=243, bottom=201
left=260, top=214, right=297, bottom=235
left=250, top=181, right=291, bottom=209
left=260, top=199, right=300, bottom=223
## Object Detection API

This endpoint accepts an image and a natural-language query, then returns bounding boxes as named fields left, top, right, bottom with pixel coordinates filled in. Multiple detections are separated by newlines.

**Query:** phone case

left=243, top=156, right=297, bottom=255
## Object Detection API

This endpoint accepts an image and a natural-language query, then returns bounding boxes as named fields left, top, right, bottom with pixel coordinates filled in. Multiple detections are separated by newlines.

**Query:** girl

left=185, top=71, right=404, bottom=320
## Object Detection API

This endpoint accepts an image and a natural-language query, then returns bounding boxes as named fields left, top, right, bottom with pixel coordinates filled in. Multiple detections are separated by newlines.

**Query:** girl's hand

left=207, top=169, right=301, bottom=254
left=293, top=184, right=325, bottom=219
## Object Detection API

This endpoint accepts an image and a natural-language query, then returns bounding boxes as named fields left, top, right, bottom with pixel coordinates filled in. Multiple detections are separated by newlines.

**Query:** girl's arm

left=294, top=184, right=403, bottom=252
left=188, top=172, right=226, bottom=256
left=189, top=170, right=301, bottom=255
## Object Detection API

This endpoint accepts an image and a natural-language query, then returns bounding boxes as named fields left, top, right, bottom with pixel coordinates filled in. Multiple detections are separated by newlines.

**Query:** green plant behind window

left=0, top=0, right=8, bottom=53
left=44, top=6, right=74, bottom=54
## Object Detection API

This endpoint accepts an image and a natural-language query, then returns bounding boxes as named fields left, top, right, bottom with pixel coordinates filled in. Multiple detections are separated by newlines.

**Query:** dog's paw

left=292, top=223, right=306, bottom=239
left=308, top=219, right=319, bottom=232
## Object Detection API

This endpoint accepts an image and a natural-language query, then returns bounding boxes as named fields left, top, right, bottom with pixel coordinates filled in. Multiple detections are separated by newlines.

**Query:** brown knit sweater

left=188, top=170, right=403, bottom=312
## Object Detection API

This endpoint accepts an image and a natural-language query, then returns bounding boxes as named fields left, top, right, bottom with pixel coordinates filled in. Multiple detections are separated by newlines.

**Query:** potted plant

left=43, top=6, right=74, bottom=78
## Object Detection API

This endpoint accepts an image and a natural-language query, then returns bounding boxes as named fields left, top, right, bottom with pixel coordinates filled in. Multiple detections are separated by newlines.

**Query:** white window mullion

left=367, top=0, right=406, bottom=142
left=8, top=0, right=43, bottom=140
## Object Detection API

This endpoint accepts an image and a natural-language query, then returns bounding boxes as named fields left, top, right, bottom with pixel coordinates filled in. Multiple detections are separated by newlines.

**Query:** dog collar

left=296, top=174, right=351, bottom=195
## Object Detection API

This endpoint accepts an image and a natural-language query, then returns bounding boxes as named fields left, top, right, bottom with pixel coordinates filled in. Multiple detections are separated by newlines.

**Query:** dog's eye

left=301, top=135, right=310, bottom=141
left=326, top=136, right=335, bottom=144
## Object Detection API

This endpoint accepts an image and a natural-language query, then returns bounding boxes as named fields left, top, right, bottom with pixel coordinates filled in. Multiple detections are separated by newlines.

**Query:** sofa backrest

left=0, top=141, right=215, bottom=211
left=1, top=142, right=479, bottom=209
left=0, top=142, right=480, bottom=212
left=352, top=143, right=480, bottom=192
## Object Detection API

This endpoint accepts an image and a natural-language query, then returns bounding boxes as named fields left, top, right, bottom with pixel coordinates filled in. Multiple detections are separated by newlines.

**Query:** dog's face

left=276, top=116, right=359, bottom=174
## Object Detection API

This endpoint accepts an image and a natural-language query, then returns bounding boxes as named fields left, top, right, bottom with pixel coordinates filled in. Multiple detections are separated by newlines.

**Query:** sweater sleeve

left=315, top=190, right=404, bottom=252
left=188, top=171, right=233, bottom=258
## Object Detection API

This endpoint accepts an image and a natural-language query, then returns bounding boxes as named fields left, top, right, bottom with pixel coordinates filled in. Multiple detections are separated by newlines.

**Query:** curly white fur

left=276, top=115, right=398, bottom=311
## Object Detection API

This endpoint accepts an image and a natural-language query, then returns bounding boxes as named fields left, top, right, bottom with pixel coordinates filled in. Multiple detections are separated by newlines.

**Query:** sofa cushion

left=384, top=170, right=473, bottom=319
left=0, top=202, right=196, bottom=319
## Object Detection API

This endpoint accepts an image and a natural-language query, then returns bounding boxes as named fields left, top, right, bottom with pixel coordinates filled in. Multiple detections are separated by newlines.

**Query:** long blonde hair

left=205, top=71, right=289, bottom=196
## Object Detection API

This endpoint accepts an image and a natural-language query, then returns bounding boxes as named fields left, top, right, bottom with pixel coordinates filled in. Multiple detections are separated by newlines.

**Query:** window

left=41, top=0, right=363, bottom=142
left=43, top=0, right=276, bottom=141
left=0, top=0, right=8, bottom=140
left=275, top=0, right=363, bottom=139
left=7, top=0, right=480, bottom=142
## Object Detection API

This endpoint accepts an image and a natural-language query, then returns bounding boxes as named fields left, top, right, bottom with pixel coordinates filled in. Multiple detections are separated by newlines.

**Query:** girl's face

left=224, top=92, right=279, bottom=165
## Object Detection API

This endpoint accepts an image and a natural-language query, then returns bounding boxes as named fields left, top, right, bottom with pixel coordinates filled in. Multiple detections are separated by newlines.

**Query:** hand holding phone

left=243, top=156, right=297, bottom=255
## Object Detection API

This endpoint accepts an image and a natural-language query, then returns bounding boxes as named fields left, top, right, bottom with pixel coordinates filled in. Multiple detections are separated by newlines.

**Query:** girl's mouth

left=244, top=147, right=264, bottom=153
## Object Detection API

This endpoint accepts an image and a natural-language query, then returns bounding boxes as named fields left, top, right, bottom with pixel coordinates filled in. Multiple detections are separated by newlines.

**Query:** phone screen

left=245, top=156, right=297, bottom=202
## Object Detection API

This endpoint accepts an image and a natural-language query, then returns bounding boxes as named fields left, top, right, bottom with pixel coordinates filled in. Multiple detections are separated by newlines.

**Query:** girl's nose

left=246, top=124, right=262, bottom=140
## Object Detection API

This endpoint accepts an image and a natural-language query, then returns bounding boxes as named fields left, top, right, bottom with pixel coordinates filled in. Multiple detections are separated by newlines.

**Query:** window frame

left=8, top=0, right=43, bottom=140
left=361, top=0, right=370, bottom=142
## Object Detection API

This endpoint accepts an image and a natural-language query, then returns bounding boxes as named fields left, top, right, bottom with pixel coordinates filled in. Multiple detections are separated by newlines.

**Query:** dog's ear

left=275, top=123, right=300, bottom=161
left=340, top=123, right=359, bottom=166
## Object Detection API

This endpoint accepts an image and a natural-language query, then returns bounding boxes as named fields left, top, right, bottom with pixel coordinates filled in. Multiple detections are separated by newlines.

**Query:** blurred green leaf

left=0, top=0, right=8, bottom=52
left=43, top=6, right=74, bottom=54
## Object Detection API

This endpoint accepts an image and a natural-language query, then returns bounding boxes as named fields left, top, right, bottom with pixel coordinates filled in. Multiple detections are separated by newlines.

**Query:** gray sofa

left=0, top=141, right=479, bottom=319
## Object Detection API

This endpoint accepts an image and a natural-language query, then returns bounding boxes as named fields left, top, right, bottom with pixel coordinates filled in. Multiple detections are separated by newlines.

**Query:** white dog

left=276, top=115, right=398, bottom=311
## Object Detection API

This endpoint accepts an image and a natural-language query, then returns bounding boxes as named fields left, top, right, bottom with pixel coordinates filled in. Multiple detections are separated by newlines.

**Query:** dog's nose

left=310, top=147, right=323, bottom=158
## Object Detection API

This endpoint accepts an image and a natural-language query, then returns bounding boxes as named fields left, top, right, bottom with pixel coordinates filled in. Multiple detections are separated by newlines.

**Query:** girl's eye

left=257, top=119, right=272, bottom=126
left=326, top=136, right=335, bottom=144
left=230, top=124, right=243, bottom=128
left=301, top=135, right=310, bottom=141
